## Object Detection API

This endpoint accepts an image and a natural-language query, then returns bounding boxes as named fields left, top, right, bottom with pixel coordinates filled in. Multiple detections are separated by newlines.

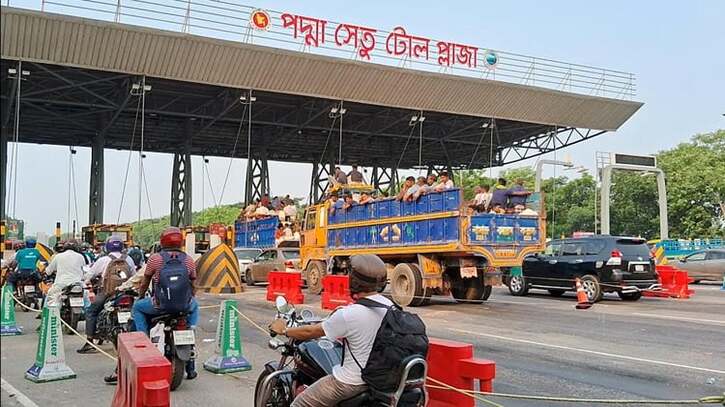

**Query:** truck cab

left=300, top=184, right=546, bottom=306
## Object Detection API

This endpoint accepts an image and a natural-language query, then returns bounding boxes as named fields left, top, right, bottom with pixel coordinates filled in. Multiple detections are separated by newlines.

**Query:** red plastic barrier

left=643, top=265, right=694, bottom=299
left=112, top=332, right=171, bottom=407
left=426, top=338, right=495, bottom=407
left=321, top=275, right=353, bottom=310
left=266, top=271, right=305, bottom=304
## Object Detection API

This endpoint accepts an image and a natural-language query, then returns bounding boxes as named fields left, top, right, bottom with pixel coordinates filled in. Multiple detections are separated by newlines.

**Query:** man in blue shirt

left=7, top=237, right=43, bottom=290
left=489, top=178, right=510, bottom=211
left=507, top=179, right=532, bottom=208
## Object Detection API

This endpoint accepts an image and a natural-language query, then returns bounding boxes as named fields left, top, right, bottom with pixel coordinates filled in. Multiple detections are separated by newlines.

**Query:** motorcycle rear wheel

left=170, top=355, right=185, bottom=391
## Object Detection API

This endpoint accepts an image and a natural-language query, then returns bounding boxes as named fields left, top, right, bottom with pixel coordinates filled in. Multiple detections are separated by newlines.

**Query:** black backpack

left=344, top=298, right=429, bottom=393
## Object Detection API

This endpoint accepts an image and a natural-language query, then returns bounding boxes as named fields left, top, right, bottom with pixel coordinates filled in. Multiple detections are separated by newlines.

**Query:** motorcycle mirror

left=275, top=296, right=291, bottom=314
left=268, top=338, right=283, bottom=350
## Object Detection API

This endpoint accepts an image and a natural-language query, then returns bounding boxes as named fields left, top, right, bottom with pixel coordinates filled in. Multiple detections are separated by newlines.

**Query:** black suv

left=504, top=236, right=658, bottom=302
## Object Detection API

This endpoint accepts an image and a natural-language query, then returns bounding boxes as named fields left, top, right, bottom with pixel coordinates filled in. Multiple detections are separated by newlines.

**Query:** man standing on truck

left=348, top=165, right=365, bottom=183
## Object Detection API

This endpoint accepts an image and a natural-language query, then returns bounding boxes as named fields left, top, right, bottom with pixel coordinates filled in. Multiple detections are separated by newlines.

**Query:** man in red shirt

left=132, top=227, right=199, bottom=334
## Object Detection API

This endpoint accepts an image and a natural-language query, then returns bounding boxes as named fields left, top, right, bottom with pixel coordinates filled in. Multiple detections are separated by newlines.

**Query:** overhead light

left=131, top=83, right=141, bottom=90
left=21, top=70, right=30, bottom=76
left=143, top=85, right=152, bottom=91
left=149, top=113, right=157, bottom=117
left=339, top=108, right=347, bottom=115
left=297, top=129, right=302, bottom=135
left=330, top=107, right=339, bottom=114
left=410, top=115, right=418, bottom=122
left=481, top=122, right=489, bottom=128
left=8, top=68, right=17, bottom=74
left=418, top=116, right=426, bottom=122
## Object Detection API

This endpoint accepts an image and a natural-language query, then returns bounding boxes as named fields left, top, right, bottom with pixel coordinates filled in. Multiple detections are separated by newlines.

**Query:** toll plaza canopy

left=1, top=2, right=643, bottom=224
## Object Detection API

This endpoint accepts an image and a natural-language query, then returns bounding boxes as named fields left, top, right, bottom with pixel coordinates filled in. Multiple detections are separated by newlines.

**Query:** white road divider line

left=631, top=312, right=725, bottom=325
left=1, top=378, right=40, bottom=407
left=448, top=328, right=725, bottom=375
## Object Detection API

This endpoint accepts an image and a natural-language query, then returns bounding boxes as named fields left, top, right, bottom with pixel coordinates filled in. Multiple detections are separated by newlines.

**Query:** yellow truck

left=300, top=185, right=546, bottom=306
left=82, top=224, right=133, bottom=248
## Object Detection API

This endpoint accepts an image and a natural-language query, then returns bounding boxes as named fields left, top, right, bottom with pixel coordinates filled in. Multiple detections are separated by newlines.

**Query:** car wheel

left=507, top=273, right=529, bottom=296
left=617, top=291, right=642, bottom=301
left=245, top=270, right=256, bottom=286
left=548, top=289, right=566, bottom=297
left=306, top=261, right=326, bottom=295
left=580, top=275, right=603, bottom=303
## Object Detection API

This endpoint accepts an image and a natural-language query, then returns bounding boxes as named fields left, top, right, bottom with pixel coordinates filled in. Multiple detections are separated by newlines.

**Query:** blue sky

left=5, top=0, right=725, bottom=235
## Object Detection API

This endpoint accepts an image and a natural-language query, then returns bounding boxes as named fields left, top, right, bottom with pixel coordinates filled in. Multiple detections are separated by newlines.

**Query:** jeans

left=85, top=292, right=108, bottom=337
left=290, top=375, right=367, bottom=407
left=132, top=297, right=199, bottom=334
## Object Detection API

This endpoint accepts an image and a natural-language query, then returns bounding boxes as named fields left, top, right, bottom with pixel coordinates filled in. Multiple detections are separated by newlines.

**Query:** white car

left=234, top=248, right=263, bottom=281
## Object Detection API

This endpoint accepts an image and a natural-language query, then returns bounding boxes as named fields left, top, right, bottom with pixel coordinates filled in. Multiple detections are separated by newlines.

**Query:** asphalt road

left=2, top=283, right=724, bottom=406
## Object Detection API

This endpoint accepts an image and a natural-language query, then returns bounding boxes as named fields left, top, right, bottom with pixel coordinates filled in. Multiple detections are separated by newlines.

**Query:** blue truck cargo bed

left=234, top=217, right=277, bottom=248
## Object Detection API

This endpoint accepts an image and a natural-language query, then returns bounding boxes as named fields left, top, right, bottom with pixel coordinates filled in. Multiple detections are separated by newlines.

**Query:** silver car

left=670, top=249, right=725, bottom=282
left=234, top=248, right=263, bottom=281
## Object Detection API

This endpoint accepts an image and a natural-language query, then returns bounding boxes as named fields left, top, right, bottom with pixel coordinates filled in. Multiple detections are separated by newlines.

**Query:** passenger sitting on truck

left=255, top=205, right=270, bottom=218
left=283, top=202, right=297, bottom=221
left=407, top=176, right=427, bottom=201
left=328, top=193, right=343, bottom=215
left=260, top=194, right=271, bottom=209
left=507, top=179, right=532, bottom=208
left=469, top=185, right=492, bottom=213
left=395, top=176, right=416, bottom=201
left=275, top=224, right=285, bottom=240
left=490, top=178, right=509, bottom=208
left=342, top=194, right=356, bottom=211
left=359, top=191, right=374, bottom=205
left=434, top=171, right=455, bottom=192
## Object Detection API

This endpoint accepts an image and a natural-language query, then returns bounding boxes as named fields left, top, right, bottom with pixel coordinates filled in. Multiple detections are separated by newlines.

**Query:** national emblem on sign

left=250, top=9, right=270, bottom=31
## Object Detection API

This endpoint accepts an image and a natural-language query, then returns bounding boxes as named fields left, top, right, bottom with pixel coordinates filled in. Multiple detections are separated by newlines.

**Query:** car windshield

left=282, top=250, right=300, bottom=259
left=615, top=239, right=651, bottom=257
left=235, top=249, right=261, bottom=260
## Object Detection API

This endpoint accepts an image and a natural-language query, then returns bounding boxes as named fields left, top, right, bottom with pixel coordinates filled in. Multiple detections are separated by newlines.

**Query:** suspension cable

left=551, top=126, right=558, bottom=240
left=218, top=99, right=248, bottom=205
left=394, top=122, right=419, bottom=173
left=116, top=95, right=142, bottom=224
left=205, top=159, right=219, bottom=207
left=69, top=147, right=80, bottom=236
left=138, top=76, right=147, bottom=225
left=7, top=61, right=23, bottom=218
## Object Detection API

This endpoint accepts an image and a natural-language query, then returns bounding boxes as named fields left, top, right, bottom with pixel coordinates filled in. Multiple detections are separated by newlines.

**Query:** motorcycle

left=149, top=312, right=196, bottom=391
left=95, top=288, right=137, bottom=348
left=254, top=297, right=427, bottom=407
left=14, top=272, right=43, bottom=312
left=59, top=282, right=85, bottom=334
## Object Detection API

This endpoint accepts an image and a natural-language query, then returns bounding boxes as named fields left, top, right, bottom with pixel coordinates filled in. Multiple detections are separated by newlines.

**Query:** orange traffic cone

left=575, top=278, right=592, bottom=310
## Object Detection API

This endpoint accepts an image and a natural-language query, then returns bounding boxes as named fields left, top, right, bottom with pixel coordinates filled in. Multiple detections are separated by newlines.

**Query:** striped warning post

left=195, top=244, right=243, bottom=294
left=653, top=246, right=668, bottom=265
left=35, top=243, right=54, bottom=263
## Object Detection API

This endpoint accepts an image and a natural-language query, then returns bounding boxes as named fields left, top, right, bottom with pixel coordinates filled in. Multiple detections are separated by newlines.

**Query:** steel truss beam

left=245, top=154, right=270, bottom=205
left=309, top=161, right=334, bottom=204
left=170, top=134, right=192, bottom=227
left=371, top=166, right=399, bottom=196
left=89, top=132, right=104, bottom=225
left=497, top=128, right=607, bottom=166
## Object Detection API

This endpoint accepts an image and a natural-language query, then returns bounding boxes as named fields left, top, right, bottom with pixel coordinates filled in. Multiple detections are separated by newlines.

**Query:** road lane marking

left=630, top=312, right=725, bottom=325
left=448, top=328, right=725, bottom=375
left=1, top=378, right=39, bottom=407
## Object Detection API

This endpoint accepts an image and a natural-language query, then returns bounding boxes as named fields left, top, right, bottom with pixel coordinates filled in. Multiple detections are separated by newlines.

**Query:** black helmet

left=348, top=254, right=387, bottom=294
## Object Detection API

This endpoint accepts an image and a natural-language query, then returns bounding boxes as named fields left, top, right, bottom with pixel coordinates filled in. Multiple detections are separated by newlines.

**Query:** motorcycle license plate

left=117, top=312, right=131, bottom=324
left=24, top=285, right=35, bottom=294
left=173, top=330, right=195, bottom=345
left=635, top=265, right=644, bottom=272
left=69, top=297, right=84, bottom=307
left=460, top=267, right=478, bottom=278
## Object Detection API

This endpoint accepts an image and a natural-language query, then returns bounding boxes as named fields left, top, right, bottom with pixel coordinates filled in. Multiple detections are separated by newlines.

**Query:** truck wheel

left=580, top=275, right=603, bottom=303
left=452, top=277, right=489, bottom=303
left=306, top=261, right=326, bottom=295
left=391, top=263, right=428, bottom=307
left=507, top=273, right=529, bottom=296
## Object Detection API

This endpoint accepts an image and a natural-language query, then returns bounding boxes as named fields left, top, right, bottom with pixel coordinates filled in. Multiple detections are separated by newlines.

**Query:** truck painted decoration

left=234, top=217, right=277, bottom=249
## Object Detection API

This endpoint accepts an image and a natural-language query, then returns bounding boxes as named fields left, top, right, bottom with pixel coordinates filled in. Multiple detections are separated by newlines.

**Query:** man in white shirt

left=433, top=171, right=455, bottom=192
left=270, top=255, right=390, bottom=407
left=45, top=240, right=87, bottom=307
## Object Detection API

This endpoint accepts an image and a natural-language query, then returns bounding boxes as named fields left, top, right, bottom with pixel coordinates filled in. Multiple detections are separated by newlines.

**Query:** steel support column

left=309, top=161, right=334, bottom=204
left=88, top=132, right=105, bottom=225
left=0, top=128, right=7, bottom=222
left=245, top=154, right=270, bottom=205
left=371, top=166, right=399, bottom=195
left=171, top=138, right=193, bottom=227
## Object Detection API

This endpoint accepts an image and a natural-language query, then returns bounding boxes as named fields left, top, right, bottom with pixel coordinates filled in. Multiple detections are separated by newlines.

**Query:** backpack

left=344, top=298, right=429, bottom=394
left=102, top=254, right=131, bottom=295
left=154, top=251, right=192, bottom=313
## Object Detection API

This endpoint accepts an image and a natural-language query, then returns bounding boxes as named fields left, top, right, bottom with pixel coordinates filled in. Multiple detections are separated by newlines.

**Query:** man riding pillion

left=269, top=254, right=392, bottom=407
left=6, top=237, right=43, bottom=290
left=44, top=240, right=86, bottom=307
left=132, top=226, right=200, bottom=379
left=78, top=236, right=136, bottom=354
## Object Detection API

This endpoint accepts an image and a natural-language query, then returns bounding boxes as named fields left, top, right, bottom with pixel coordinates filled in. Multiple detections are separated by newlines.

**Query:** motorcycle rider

left=77, top=236, right=135, bottom=354
left=44, top=240, right=86, bottom=307
left=269, top=254, right=390, bottom=407
left=131, top=227, right=199, bottom=378
left=6, top=237, right=43, bottom=290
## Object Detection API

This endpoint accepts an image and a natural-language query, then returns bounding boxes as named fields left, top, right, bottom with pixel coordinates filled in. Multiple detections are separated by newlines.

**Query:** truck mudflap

left=483, top=267, right=502, bottom=287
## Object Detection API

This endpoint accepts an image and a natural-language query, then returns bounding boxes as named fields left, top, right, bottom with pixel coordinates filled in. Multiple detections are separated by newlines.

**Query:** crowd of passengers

left=467, top=178, right=537, bottom=215
left=238, top=194, right=302, bottom=244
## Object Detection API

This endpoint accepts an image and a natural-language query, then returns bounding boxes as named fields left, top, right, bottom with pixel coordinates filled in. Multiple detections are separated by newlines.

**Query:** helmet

left=62, top=239, right=79, bottom=252
left=128, top=247, right=144, bottom=268
left=160, top=227, right=184, bottom=249
left=105, top=236, right=125, bottom=253
left=348, top=254, right=387, bottom=295
left=25, top=237, right=37, bottom=248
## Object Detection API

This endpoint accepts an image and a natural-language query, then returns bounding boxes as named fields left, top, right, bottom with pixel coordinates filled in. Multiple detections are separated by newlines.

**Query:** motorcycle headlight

left=70, top=285, right=83, bottom=294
